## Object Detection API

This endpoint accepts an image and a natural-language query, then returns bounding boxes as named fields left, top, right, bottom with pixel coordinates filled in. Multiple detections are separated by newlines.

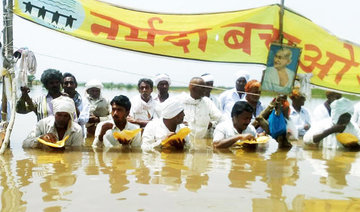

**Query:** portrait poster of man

left=261, top=43, right=301, bottom=94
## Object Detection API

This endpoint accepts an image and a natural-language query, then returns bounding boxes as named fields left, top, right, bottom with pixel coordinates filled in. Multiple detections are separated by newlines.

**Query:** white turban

left=235, top=71, right=250, bottom=81
left=52, top=96, right=76, bottom=121
left=201, top=73, right=214, bottom=82
left=154, top=73, right=171, bottom=86
left=85, top=79, right=103, bottom=91
left=330, top=97, right=354, bottom=124
left=161, top=97, right=184, bottom=119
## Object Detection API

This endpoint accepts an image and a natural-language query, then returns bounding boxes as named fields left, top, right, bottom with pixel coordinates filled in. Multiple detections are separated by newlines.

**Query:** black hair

left=63, top=72, right=77, bottom=86
left=231, top=101, right=254, bottom=118
left=137, top=78, right=153, bottom=89
left=40, top=69, right=63, bottom=86
left=110, top=95, right=131, bottom=111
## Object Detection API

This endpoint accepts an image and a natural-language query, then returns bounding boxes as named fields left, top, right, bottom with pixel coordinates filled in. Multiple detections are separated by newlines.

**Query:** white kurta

left=141, top=118, right=189, bottom=151
left=303, top=118, right=360, bottom=149
left=23, top=116, right=84, bottom=148
left=219, top=88, right=245, bottom=118
left=213, top=120, right=257, bottom=142
left=312, top=103, right=330, bottom=122
left=92, top=120, right=141, bottom=148
left=181, top=95, right=224, bottom=139
left=130, top=95, right=160, bottom=121
left=289, top=105, right=312, bottom=137
left=352, top=102, right=360, bottom=127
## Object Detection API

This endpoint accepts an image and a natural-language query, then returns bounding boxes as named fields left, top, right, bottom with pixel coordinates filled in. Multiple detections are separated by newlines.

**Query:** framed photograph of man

left=261, top=43, right=301, bottom=94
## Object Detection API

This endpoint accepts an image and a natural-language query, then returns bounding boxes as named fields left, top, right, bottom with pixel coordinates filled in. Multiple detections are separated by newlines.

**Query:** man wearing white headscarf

left=201, top=73, right=221, bottom=110
left=304, top=98, right=360, bottom=149
left=23, top=96, right=84, bottom=148
left=153, top=73, right=171, bottom=103
left=142, top=97, right=189, bottom=151
left=219, top=70, right=250, bottom=118
left=78, top=79, right=111, bottom=137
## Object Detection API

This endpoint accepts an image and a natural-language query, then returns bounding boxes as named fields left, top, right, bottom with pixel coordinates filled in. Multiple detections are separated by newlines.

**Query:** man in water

left=153, top=73, right=171, bottom=103
left=312, top=91, right=342, bottom=122
left=201, top=73, right=221, bottom=110
left=22, top=96, right=83, bottom=148
left=219, top=71, right=249, bottom=118
left=142, top=97, right=189, bottom=151
left=128, top=78, right=160, bottom=127
left=62, top=72, right=83, bottom=118
left=93, top=95, right=141, bottom=148
left=213, top=101, right=256, bottom=148
left=16, top=69, right=65, bottom=121
left=262, top=47, right=295, bottom=94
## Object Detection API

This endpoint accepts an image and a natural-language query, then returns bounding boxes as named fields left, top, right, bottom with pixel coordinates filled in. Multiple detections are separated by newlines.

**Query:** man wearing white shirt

left=219, top=71, right=249, bottom=118
left=128, top=78, right=160, bottom=127
left=289, top=87, right=311, bottom=138
left=93, top=95, right=141, bottom=148
left=213, top=101, right=256, bottom=148
left=304, top=98, right=360, bottom=149
left=153, top=73, right=171, bottom=103
left=312, top=91, right=342, bottom=122
left=142, top=97, right=189, bottom=151
left=182, top=77, right=223, bottom=139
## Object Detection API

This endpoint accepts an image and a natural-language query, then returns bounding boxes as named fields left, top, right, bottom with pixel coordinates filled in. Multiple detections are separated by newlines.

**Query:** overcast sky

left=2, top=0, right=359, bottom=87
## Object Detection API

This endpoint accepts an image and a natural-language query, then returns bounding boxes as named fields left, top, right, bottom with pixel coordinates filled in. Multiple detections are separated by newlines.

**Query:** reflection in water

left=2, top=139, right=360, bottom=211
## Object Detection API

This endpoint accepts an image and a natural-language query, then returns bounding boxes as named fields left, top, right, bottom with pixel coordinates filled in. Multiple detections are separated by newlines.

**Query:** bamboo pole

left=279, top=0, right=285, bottom=45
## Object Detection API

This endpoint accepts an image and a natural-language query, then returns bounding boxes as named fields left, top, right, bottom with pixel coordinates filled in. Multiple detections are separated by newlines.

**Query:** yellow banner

left=13, top=0, right=360, bottom=94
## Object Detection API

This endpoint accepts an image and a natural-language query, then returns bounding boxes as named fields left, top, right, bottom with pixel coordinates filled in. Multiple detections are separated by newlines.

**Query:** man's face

left=232, top=111, right=252, bottom=132
left=235, top=77, right=247, bottom=92
left=55, top=112, right=71, bottom=129
left=139, top=82, right=153, bottom=102
left=203, top=81, right=213, bottom=97
left=157, top=81, right=169, bottom=94
left=274, top=50, right=291, bottom=70
left=246, top=86, right=261, bottom=104
left=111, top=103, right=129, bottom=124
left=292, top=96, right=305, bottom=108
left=191, top=84, right=205, bottom=99
left=87, top=87, right=101, bottom=99
left=45, top=79, right=61, bottom=94
left=63, top=77, right=77, bottom=94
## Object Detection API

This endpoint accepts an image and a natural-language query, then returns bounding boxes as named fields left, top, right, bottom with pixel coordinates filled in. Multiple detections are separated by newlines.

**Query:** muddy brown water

left=1, top=86, right=360, bottom=211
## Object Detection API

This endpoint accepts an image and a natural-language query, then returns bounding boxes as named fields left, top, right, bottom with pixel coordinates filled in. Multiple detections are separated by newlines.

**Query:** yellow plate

left=235, top=135, right=270, bottom=146
left=37, top=135, right=69, bottom=148
left=336, top=133, right=359, bottom=146
left=113, top=128, right=142, bottom=141
left=161, top=127, right=191, bottom=148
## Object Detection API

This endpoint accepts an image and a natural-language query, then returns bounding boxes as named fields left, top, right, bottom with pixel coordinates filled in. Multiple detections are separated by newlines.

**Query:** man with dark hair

left=93, top=95, right=141, bottom=148
left=62, top=72, right=83, bottom=117
left=16, top=68, right=65, bottom=121
left=213, top=101, right=256, bottom=148
left=128, top=78, right=160, bottom=127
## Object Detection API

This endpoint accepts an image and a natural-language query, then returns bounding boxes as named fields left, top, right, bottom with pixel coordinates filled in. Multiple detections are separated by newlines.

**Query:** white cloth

left=85, top=79, right=103, bottom=91
left=210, top=94, right=221, bottom=111
left=352, top=102, right=360, bottom=127
left=92, top=120, right=141, bottom=148
left=213, top=119, right=257, bottom=142
left=313, top=103, right=330, bottom=122
left=181, top=94, right=224, bottom=139
left=78, top=96, right=111, bottom=126
left=289, top=105, right=312, bottom=137
left=219, top=88, right=245, bottom=118
left=52, top=96, right=76, bottom=121
left=201, top=74, right=214, bottom=82
left=130, top=95, right=160, bottom=121
left=154, top=73, right=171, bottom=86
left=262, top=66, right=295, bottom=94
left=235, top=71, right=250, bottom=81
left=331, top=98, right=353, bottom=124
left=161, top=97, right=184, bottom=119
left=141, top=118, right=189, bottom=151
left=23, top=116, right=84, bottom=148
left=303, top=118, right=360, bottom=149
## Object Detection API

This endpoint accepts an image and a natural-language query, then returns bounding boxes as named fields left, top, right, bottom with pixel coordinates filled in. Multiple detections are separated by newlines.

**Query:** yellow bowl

left=37, top=135, right=69, bottom=148
left=113, top=128, right=142, bottom=141
left=161, top=127, right=191, bottom=148
left=235, top=135, right=270, bottom=146
left=336, top=133, right=359, bottom=146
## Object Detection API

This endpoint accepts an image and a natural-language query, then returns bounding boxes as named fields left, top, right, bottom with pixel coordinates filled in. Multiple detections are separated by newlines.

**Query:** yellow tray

left=37, top=135, right=69, bottom=148
left=336, top=133, right=359, bottom=146
left=113, top=128, right=142, bottom=141
left=161, top=127, right=191, bottom=148
left=235, top=135, right=270, bottom=146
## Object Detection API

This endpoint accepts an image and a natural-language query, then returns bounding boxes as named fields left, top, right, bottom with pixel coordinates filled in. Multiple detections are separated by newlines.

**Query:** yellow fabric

left=161, top=127, right=191, bottom=148
left=37, top=135, right=69, bottom=148
left=235, top=135, right=270, bottom=146
left=13, top=1, right=360, bottom=93
left=336, top=133, right=358, bottom=146
left=112, top=128, right=142, bottom=141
